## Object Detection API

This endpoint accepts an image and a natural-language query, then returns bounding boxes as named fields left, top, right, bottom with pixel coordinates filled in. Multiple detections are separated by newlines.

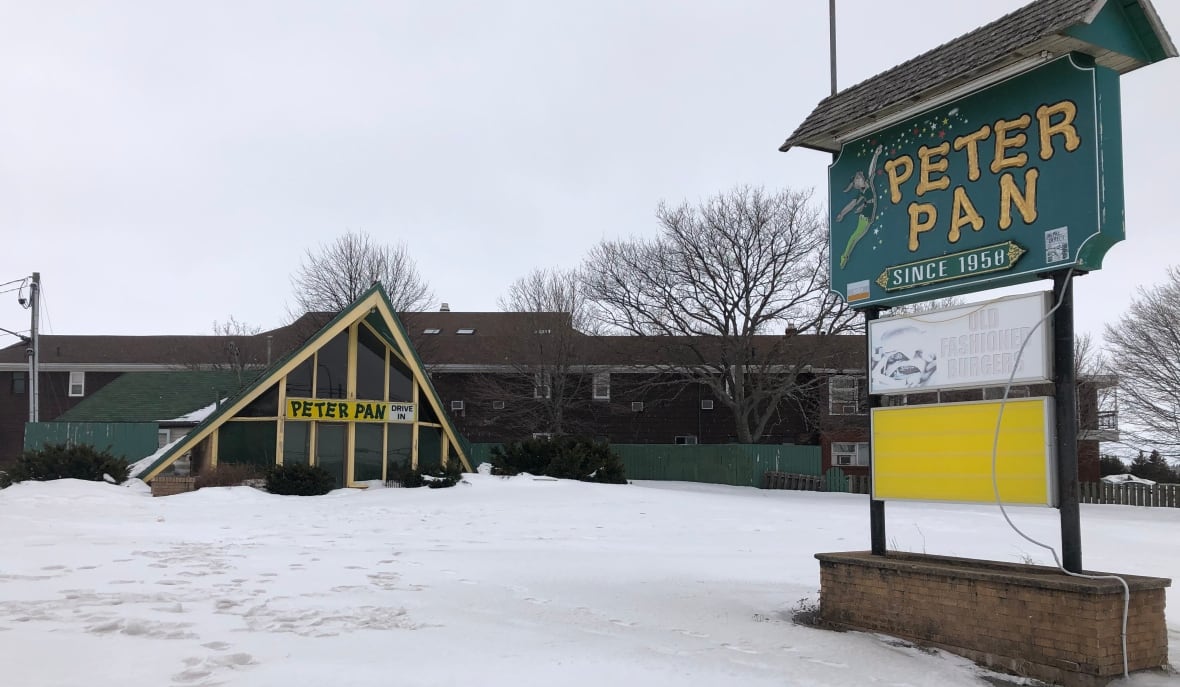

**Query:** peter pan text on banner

left=285, top=398, right=417, bottom=423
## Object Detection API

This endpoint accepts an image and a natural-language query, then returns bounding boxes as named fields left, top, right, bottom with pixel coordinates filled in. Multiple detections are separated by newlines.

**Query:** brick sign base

left=150, top=476, right=196, bottom=497
left=815, top=551, right=1171, bottom=686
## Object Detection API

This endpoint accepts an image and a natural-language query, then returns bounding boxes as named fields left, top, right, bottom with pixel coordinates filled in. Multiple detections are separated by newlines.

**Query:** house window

left=592, top=372, right=610, bottom=400
left=456, top=328, right=475, bottom=335
left=11, top=371, right=27, bottom=395
left=492, top=400, right=506, bottom=410
left=828, top=376, right=863, bottom=415
left=451, top=400, right=465, bottom=411
left=68, top=371, right=85, bottom=397
left=533, top=372, right=551, bottom=399
left=832, top=442, right=870, bottom=467
left=675, top=435, right=698, bottom=445
left=631, top=401, right=644, bottom=412
left=158, top=429, right=171, bottom=449
left=700, top=399, right=713, bottom=410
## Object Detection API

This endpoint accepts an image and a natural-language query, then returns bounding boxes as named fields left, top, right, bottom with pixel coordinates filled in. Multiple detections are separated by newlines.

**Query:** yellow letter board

left=871, top=397, right=1056, bottom=506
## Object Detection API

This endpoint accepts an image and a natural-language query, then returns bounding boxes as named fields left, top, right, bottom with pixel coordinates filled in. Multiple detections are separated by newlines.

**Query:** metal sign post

left=1052, top=271, right=1082, bottom=572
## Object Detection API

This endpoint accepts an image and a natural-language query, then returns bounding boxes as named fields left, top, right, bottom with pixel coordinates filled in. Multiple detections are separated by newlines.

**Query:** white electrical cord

left=987, top=270, right=1131, bottom=679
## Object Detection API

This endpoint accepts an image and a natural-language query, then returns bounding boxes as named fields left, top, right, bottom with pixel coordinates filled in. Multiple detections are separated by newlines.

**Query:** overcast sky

left=1, top=0, right=1176, bottom=342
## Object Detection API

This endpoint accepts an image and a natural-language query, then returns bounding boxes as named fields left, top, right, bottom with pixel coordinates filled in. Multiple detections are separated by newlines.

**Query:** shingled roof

left=781, top=0, right=1176, bottom=153
left=55, top=370, right=260, bottom=423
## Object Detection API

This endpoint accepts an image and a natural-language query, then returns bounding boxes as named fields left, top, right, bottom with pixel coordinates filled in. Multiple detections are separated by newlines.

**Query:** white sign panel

left=868, top=292, right=1052, bottom=395
left=389, top=403, right=416, bottom=423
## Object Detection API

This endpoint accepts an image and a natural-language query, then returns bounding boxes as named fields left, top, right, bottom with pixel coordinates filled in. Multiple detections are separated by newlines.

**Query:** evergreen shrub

left=389, top=460, right=462, bottom=489
left=1, top=443, right=129, bottom=488
left=491, top=437, right=625, bottom=483
left=265, top=463, right=336, bottom=496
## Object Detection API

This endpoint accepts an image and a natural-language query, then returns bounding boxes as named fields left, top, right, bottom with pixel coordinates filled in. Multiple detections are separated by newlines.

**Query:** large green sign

left=828, top=55, right=1124, bottom=308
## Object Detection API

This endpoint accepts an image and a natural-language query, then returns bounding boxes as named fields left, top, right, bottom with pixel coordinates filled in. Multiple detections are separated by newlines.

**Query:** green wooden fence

left=466, top=442, right=822, bottom=488
left=23, top=422, right=160, bottom=461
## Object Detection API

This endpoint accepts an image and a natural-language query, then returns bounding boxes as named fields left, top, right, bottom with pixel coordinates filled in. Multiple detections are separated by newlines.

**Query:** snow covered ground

left=1, top=475, right=1177, bottom=687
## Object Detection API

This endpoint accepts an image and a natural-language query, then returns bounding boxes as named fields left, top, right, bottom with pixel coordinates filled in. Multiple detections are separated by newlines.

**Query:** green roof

left=57, top=370, right=260, bottom=423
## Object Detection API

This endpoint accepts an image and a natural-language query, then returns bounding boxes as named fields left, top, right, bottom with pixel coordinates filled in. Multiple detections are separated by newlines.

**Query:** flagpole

left=829, top=0, right=837, bottom=96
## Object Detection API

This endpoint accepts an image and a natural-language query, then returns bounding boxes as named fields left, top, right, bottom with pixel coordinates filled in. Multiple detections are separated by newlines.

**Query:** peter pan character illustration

left=835, top=144, right=883, bottom=268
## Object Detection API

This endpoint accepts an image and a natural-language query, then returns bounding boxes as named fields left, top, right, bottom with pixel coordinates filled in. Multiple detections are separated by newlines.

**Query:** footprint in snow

left=171, top=666, right=211, bottom=684
left=676, top=629, right=709, bottom=638
left=804, top=657, right=847, bottom=668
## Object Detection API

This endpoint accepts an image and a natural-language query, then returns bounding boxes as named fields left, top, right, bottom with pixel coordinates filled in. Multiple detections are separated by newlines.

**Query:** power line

left=40, top=287, right=54, bottom=333
left=0, top=277, right=28, bottom=289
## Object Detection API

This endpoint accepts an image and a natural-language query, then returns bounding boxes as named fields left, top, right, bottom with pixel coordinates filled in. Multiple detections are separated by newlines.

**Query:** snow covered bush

left=265, top=464, right=335, bottom=496
left=388, top=460, right=461, bottom=489
left=1, top=443, right=129, bottom=488
left=491, top=437, right=625, bottom=484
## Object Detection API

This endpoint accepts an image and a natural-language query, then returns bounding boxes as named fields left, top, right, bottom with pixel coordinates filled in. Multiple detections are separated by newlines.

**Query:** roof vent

left=439, top=302, right=450, bottom=312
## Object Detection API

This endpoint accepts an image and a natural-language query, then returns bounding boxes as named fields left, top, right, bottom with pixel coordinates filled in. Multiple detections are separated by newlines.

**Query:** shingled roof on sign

left=780, top=0, right=1176, bottom=154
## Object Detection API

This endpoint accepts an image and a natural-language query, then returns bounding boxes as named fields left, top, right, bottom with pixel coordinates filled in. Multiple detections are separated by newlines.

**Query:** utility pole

left=28, top=272, right=40, bottom=423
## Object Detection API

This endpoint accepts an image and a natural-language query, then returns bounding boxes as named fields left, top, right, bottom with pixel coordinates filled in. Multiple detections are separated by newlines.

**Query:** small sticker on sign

left=1045, top=227, right=1069, bottom=263
left=847, top=280, right=870, bottom=302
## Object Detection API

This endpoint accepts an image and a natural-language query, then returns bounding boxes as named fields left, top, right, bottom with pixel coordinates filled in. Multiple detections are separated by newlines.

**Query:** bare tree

left=212, top=316, right=262, bottom=338
left=1104, top=267, right=1180, bottom=455
left=466, top=268, right=602, bottom=438
left=581, top=186, right=859, bottom=443
left=213, top=316, right=264, bottom=384
left=497, top=267, right=601, bottom=335
left=289, top=231, right=434, bottom=315
left=1075, top=331, right=1109, bottom=379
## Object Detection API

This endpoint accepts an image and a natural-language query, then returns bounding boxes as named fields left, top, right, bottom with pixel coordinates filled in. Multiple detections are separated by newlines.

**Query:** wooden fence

left=763, top=469, right=872, bottom=495
left=762, top=475, right=1178, bottom=507
left=763, top=472, right=825, bottom=491
left=1079, top=482, right=1180, bottom=508
left=847, top=474, right=871, bottom=495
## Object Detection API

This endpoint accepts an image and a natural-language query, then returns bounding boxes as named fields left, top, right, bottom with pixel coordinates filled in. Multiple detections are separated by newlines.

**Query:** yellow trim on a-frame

left=139, top=286, right=471, bottom=483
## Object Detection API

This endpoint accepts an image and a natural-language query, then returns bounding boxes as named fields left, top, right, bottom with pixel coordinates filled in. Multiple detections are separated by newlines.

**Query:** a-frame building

left=136, top=283, right=471, bottom=485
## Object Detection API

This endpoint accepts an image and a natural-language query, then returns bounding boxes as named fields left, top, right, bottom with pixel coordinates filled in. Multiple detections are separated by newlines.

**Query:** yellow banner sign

left=285, top=398, right=416, bottom=423
left=871, top=397, right=1055, bottom=506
